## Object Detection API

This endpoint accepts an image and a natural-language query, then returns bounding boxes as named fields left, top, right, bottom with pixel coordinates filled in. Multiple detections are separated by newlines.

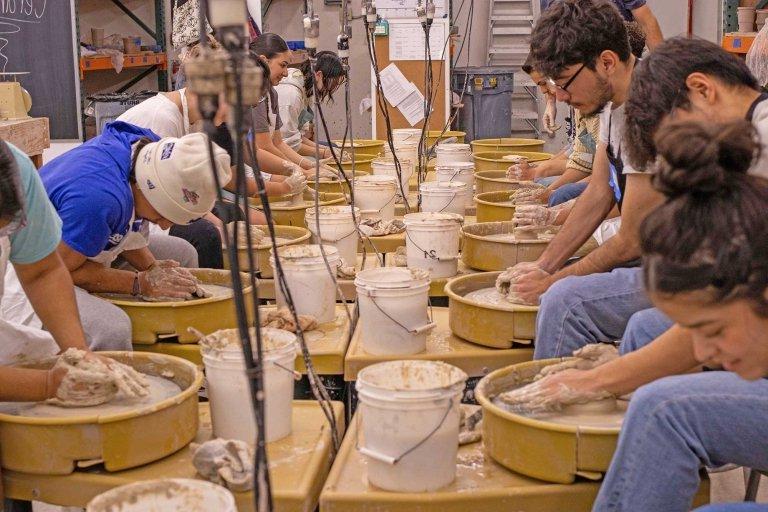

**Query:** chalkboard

left=0, top=0, right=81, bottom=140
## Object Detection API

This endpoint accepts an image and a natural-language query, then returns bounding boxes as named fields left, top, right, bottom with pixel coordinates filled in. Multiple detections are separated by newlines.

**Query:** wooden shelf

left=723, top=32, right=757, bottom=54
left=79, top=52, right=167, bottom=79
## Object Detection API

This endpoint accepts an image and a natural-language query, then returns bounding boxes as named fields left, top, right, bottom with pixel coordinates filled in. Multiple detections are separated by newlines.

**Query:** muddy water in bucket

left=355, top=175, right=398, bottom=221
left=356, top=360, right=468, bottom=492
left=420, top=181, right=469, bottom=216
left=87, top=478, right=236, bottom=512
left=202, top=327, right=297, bottom=443
left=435, top=143, right=472, bottom=165
left=270, top=244, right=340, bottom=323
left=404, top=212, right=463, bottom=278
left=305, top=205, right=360, bottom=267
left=355, top=268, right=435, bottom=355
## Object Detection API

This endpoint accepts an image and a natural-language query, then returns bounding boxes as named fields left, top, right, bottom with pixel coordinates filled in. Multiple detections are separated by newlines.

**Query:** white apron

left=0, top=237, right=58, bottom=365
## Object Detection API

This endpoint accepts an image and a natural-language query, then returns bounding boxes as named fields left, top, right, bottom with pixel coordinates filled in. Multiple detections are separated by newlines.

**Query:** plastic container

left=739, top=6, right=756, bottom=32
left=419, top=181, right=469, bottom=216
left=403, top=212, right=463, bottom=278
left=355, top=268, right=435, bottom=355
left=435, top=143, right=472, bottom=165
left=392, top=128, right=423, bottom=143
left=436, top=162, right=475, bottom=207
left=87, top=478, right=236, bottom=512
left=451, top=67, right=515, bottom=141
left=372, top=157, right=414, bottom=197
left=270, top=244, right=340, bottom=323
left=383, top=141, right=419, bottom=179
left=355, top=175, right=398, bottom=222
left=202, top=327, right=297, bottom=443
left=305, top=205, right=360, bottom=268
left=356, top=360, right=468, bottom=492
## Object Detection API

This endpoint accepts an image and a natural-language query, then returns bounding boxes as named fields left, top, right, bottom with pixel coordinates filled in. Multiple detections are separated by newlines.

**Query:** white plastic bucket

left=355, top=268, right=435, bottom=355
left=372, top=157, right=414, bottom=196
left=435, top=143, right=472, bottom=165
left=436, top=162, right=475, bottom=207
left=356, top=360, right=468, bottom=492
left=87, top=479, right=236, bottom=512
left=383, top=141, right=418, bottom=180
left=403, top=212, right=463, bottom=278
left=270, top=244, right=340, bottom=322
left=392, top=128, right=423, bottom=144
left=419, top=181, right=469, bottom=216
left=202, top=327, right=297, bottom=443
left=305, top=205, right=360, bottom=268
left=354, top=175, right=398, bottom=222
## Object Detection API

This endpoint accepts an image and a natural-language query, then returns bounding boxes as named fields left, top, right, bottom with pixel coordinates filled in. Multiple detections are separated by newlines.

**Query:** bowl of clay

left=0, top=352, right=202, bottom=475
left=475, top=359, right=625, bottom=484
left=249, top=191, right=346, bottom=228
left=475, top=170, right=528, bottom=194
left=472, top=151, right=552, bottom=173
left=100, top=269, right=254, bottom=344
left=322, top=153, right=377, bottom=173
left=308, top=170, right=369, bottom=195
left=470, top=138, right=546, bottom=153
left=445, top=272, right=538, bottom=348
left=474, top=191, right=519, bottom=223
left=461, top=222, right=550, bottom=271
left=331, top=139, right=386, bottom=159
left=223, top=225, right=311, bottom=277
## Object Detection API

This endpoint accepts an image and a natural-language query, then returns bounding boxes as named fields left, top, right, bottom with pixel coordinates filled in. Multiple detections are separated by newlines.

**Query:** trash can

left=85, top=90, right=158, bottom=135
left=451, top=67, right=515, bottom=142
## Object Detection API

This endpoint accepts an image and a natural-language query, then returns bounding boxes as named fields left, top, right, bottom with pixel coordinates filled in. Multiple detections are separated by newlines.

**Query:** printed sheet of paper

left=379, top=63, right=412, bottom=107
left=397, top=84, right=426, bottom=126
left=389, top=22, right=446, bottom=61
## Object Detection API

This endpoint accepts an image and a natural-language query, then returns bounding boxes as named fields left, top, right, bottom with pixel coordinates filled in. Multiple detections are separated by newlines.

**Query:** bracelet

left=132, top=272, right=142, bottom=296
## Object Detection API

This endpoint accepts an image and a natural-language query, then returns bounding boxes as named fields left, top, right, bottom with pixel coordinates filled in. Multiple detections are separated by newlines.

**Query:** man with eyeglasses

left=540, top=0, right=663, bottom=50
left=501, top=0, right=667, bottom=360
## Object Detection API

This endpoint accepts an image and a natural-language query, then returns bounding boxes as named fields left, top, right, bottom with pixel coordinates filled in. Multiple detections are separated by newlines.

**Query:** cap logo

left=182, top=188, right=199, bottom=205
left=160, top=142, right=175, bottom=160
left=141, top=149, right=152, bottom=165
left=146, top=179, right=155, bottom=190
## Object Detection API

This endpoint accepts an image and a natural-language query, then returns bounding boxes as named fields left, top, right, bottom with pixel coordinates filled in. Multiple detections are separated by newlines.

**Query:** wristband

left=132, top=272, right=142, bottom=297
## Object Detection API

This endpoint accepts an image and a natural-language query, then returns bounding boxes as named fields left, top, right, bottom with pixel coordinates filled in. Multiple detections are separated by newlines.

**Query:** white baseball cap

left=134, top=132, right=232, bottom=225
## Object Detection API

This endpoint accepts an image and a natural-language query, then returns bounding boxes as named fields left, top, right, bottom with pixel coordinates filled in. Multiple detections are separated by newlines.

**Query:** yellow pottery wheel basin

left=475, top=190, right=517, bottom=223
left=331, top=139, right=386, bottom=159
left=322, top=154, right=376, bottom=173
left=476, top=359, right=624, bottom=484
left=223, top=225, right=311, bottom=276
left=427, top=130, right=466, bottom=145
left=470, top=138, right=546, bottom=153
left=309, top=170, right=369, bottom=194
left=473, top=151, right=552, bottom=173
left=249, top=191, right=346, bottom=228
left=101, top=269, right=254, bottom=344
left=461, top=221, right=549, bottom=271
left=0, top=352, right=202, bottom=474
left=475, top=170, right=526, bottom=194
left=445, top=272, right=538, bottom=348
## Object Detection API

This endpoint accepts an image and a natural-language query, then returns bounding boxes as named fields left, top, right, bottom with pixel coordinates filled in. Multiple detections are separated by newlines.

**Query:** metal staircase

left=487, top=0, right=542, bottom=138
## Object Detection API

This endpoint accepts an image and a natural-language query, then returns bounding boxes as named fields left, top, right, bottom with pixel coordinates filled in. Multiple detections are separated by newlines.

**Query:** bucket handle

left=405, top=231, right=459, bottom=262
left=367, top=292, right=437, bottom=335
left=272, top=361, right=302, bottom=380
left=316, top=228, right=358, bottom=243
left=355, top=398, right=455, bottom=465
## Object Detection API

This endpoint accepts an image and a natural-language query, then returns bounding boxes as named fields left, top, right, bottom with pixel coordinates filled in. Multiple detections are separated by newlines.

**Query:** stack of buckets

left=354, top=267, right=469, bottom=491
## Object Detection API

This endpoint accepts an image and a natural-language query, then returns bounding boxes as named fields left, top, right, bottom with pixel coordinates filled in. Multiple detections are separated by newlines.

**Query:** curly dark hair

left=529, top=0, right=630, bottom=79
left=624, top=37, right=759, bottom=171
left=641, top=118, right=768, bottom=316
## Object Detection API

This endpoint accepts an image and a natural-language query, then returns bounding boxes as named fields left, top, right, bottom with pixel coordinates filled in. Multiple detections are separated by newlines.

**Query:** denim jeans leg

left=548, top=182, right=588, bottom=207
left=619, top=308, right=674, bottom=355
left=534, top=267, right=652, bottom=359
left=593, top=372, right=768, bottom=512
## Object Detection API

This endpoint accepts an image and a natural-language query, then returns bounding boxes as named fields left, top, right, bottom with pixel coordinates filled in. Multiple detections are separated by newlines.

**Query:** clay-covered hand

left=506, top=160, right=537, bottom=181
left=510, top=182, right=547, bottom=205
left=495, top=262, right=551, bottom=305
left=191, top=439, right=254, bottom=492
left=513, top=205, right=559, bottom=227
left=285, top=170, right=307, bottom=195
left=318, top=163, right=341, bottom=180
left=496, top=374, right=614, bottom=413
left=139, top=261, right=199, bottom=300
left=542, top=96, right=561, bottom=136
left=536, top=343, right=620, bottom=380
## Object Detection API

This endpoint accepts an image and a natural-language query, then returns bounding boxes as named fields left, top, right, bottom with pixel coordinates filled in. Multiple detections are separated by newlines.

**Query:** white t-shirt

left=598, top=101, right=637, bottom=174
left=117, top=93, right=186, bottom=138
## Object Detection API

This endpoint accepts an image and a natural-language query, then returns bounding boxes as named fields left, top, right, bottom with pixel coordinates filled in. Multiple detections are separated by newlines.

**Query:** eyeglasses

left=547, top=64, right=586, bottom=94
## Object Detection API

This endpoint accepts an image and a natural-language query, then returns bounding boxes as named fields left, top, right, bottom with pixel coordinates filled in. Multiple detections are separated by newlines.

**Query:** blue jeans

left=535, top=175, right=559, bottom=187
left=695, top=505, right=768, bottom=511
left=548, top=182, right=588, bottom=207
left=534, top=267, right=651, bottom=359
left=593, top=372, right=768, bottom=512
left=619, top=308, right=674, bottom=355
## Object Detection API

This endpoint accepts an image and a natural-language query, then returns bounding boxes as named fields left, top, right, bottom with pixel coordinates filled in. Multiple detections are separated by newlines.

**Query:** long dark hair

left=249, top=32, right=289, bottom=59
left=640, top=119, right=768, bottom=316
left=299, top=51, right=344, bottom=102
left=0, top=140, right=24, bottom=221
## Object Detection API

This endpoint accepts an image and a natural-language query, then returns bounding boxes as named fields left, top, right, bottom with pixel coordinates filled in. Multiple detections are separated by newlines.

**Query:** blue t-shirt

left=7, top=143, right=62, bottom=264
left=540, top=0, right=644, bottom=21
left=39, top=122, right=159, bottom=258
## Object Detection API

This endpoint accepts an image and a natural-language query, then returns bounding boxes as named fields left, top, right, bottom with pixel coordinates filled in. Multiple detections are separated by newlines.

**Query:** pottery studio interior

left=0, top=0, right=766, bottom=511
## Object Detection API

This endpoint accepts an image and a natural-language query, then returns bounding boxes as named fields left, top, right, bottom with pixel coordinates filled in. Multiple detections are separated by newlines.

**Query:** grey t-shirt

left=251, top=85, right=283, bottom=134
left=599, top=101, right=637, bottom=174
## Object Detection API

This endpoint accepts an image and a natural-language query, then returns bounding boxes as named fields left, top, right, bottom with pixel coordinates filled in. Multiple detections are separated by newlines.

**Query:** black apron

left=606, top=109, right=627, bottom=212
left=746, top=91, right=768, bottom=121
